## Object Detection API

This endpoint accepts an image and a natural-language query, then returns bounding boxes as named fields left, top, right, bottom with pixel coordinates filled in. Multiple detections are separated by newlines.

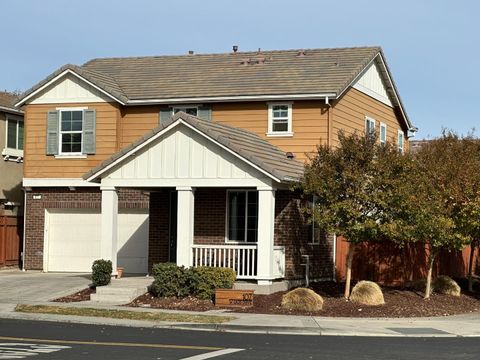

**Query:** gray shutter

left=197, top=106, right=212, bottom=121
left=83, top=109, right=96, bottom=155
left=46, top=111, right=59, bottom=155
left=159, top=108, right=172, bottom=126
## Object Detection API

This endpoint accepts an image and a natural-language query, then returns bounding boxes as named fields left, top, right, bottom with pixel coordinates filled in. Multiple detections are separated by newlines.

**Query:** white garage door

left=45, top=209, right=149, bottom=274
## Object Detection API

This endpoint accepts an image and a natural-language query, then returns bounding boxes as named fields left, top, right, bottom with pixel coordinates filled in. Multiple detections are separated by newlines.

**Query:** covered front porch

left=83, top=113, right=303, bottom=287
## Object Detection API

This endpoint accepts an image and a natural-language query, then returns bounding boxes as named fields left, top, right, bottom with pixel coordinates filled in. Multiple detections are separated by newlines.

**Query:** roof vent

left=240, top=58, right=250, bottom=66
left=232, top=45, right=238, bottom=53
left=296, top=50, right=306, bottom=57
left=286, top=152, right=295, bottom=159
left=188, top=50, right=194, bottom=55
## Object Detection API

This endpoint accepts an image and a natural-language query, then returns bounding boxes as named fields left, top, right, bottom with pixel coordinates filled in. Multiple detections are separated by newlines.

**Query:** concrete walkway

left=0, top=270, right=90, bottom=303
left=1, top=298, right=479, bottom=337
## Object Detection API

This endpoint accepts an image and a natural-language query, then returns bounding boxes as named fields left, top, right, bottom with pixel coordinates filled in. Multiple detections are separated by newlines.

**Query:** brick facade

left=26, top=187, right=334, bottom=280
left=24, top=187, right=148, bottom=270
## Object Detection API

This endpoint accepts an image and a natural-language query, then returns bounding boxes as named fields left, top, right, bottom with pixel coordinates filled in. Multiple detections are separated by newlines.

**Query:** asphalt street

left=0, top=318, right=479, bottom=359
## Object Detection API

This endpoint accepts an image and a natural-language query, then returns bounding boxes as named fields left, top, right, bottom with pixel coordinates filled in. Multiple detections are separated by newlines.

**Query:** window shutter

left=197, top=106, right=212, bottom=121
left=46, top=110, right=59, bottom=155
left=159, top=108, right=172, bottom=126
left=83, top=109, right=96, bottom=155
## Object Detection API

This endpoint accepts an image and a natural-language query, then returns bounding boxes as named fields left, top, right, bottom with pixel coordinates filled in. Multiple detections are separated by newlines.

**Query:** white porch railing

left=191, top=244, right=258, bottom=279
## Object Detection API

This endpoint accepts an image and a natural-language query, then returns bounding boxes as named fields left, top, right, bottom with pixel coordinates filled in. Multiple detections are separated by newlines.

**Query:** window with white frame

left=173, top=106, right=198, bottom=116
left=309, top=195, right=321, bottom=244
left=365, top=117, right=375, bottom=138
left=380, top=122, right=387, bottom=145
left=6, top=116, right=24, bottom=151
left=227, top=190, right=258, bottom=242
left=398, top=130, right=405, bottom=153
left=268, top=103, right=292, bottom=135
left=60, top=110, right=83, bottom=154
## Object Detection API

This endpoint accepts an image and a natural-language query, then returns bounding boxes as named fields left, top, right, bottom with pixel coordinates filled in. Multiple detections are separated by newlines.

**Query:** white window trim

left=398, top=129, right=405, bottom=154
left=57, top=108, right=87, bottom=156
left=380, top=122, right=387, bottom=145
left=365, top=116, right=375, bottom=137
left=308, top=195, right=320, bottom=245
left=266, top=102, right=293, bottom=137
left=3, top=114, right=24, bottom=161
left=172, top=104, right=200, bottom=116
left=225, top=189, right=259, bottom=244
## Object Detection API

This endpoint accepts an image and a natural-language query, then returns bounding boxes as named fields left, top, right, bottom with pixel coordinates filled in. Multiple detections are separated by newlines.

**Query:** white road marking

left=180, top=348, right=245, bottom=360
left=0, top=343, right=70, bottom=359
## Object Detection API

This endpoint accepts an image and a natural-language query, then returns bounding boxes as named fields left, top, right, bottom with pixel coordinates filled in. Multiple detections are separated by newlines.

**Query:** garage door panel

left=46, top=209, right=149, bottom=273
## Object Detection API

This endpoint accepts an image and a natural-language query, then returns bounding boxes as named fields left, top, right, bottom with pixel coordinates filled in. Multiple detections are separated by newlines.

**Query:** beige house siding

left=0, top=111, right=24, bottom=215
left=331, top=87, right=408, bottom=149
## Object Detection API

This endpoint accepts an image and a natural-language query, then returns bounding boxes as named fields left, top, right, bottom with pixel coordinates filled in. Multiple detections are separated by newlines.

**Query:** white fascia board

left=15, top=69, right=125, bottom=107
left=85, top=118, right=282, bottom=184
left=126, top=93, right=337, bottom=105
left=0, top=106, right=23, bottom=115
left=23, top=178, right=100, bottom=187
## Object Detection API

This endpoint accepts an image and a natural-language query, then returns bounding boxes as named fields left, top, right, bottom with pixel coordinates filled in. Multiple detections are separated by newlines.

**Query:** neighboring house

left=0, top=91, right=24, bottom=268
left=0, top=91, right=23, bottom=215
left=16, top=46, right=415, bottom=291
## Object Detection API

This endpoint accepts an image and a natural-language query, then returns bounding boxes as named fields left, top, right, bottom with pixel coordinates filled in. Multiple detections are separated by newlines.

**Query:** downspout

left=332, top=233, right=337, bottom=281
left=326, top=97, right=332, bottom=147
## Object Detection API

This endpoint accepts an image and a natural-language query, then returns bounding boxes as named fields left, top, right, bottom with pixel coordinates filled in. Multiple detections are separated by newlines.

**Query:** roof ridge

left=82, top=46, right=381, bottom=63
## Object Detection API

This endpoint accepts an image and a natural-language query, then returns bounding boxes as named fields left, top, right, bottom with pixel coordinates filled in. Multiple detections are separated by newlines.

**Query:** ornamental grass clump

left=281, top=288, right=324, bottom=312
left=349, top=281, right=385, bottom=305
left=433, top=275, right=461, bottom=297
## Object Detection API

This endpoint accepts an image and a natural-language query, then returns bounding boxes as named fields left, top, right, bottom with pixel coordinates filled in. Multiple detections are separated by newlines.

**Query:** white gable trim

left=16, top=69, right=125, bottom=107
left=85, top=118, right=282, bottom=183
left=352, top=62, right=392, bottom=107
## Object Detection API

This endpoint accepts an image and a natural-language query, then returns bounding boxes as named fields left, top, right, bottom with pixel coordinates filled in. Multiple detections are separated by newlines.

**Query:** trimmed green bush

left=91, top=259, right=112, bottom=287
left=188, top=267, right=237, bottom=300
left=150, top=263, right=236, bottom=299
left=150, top=263, right=188, bottom=298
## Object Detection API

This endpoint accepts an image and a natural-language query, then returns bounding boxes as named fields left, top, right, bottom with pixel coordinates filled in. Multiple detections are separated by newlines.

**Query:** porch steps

left=90, top=277, right=152, bottom=304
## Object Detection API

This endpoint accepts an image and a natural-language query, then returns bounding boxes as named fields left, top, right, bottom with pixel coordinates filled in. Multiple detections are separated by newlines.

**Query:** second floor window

left=380, top=122, right=387, bottom=145
left=398, top=130, right=405, bottom=154
left=268, top=103, right=292, bottom=136
left=60, top=110, right=83, bottom=154
left=173, top=106, right=198, bottom=116
left=6, top=116, right=24, bottom=151
left=365, top=117, right=375, bottom=139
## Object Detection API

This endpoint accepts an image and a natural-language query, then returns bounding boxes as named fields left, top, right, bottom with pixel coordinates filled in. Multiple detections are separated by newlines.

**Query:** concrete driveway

left=0, top=270, right=90, bottom=303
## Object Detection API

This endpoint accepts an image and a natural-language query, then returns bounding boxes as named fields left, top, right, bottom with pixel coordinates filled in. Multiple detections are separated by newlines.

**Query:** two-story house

left=16, top=46, right=414, bottom=292
left=0, top=91, right=24, bottom=267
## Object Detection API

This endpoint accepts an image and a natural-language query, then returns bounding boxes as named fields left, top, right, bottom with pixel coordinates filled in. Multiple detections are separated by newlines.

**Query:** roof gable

left=352, top=61, right=392, bottom=106
left=84, top=112, right=304, bottom=184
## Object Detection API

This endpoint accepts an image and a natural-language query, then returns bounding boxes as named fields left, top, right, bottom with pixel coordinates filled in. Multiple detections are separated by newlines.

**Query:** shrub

left=91, top=259, right=112, bottom=287
left=188, top=267, right=237, bottom=300
left=349, top=281, right=385, bottom=305
left=150, top=263, right=188, bottom=298
left=281, top=288, right=324, bottom=312
left=433, top=275, right=461, bottom=297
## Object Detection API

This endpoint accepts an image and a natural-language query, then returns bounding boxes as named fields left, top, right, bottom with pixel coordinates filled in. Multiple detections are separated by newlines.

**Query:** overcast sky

left=1, top=0, right=478, bottom=138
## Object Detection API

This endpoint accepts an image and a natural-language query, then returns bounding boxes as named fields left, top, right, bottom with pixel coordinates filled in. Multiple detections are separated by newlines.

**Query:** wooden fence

left=335, top=236, right=478, bottom=285
left=0, top=216, right=23, bottom=267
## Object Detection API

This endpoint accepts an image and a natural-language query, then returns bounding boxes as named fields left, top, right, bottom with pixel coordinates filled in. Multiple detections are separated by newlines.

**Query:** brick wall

left=148, top=189, right=171, bottom=269
left=274, top=190, right=334, bottom=280
left=194, top=188, right=226, bottom=245
left=24, top=187, right=148, bottom=270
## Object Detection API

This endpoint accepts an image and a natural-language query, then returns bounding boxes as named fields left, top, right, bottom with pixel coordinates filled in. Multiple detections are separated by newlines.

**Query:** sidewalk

left=1, top=300, right=479, bottom=337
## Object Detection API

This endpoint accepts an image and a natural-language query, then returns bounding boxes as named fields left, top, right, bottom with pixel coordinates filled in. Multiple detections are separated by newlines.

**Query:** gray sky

left=1, top=0, right=478, bottom=138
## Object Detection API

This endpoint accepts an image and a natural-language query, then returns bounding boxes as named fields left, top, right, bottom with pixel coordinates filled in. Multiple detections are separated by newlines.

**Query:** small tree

left=303, top=131, right=403, bottom=298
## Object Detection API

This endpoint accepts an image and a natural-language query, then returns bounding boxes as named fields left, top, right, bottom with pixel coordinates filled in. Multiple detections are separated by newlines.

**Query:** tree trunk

left=344, top=242, right=356, bottom=299
left=468, top=241, right=477, bottom=292
left=425, top=250, right=436, bottom=299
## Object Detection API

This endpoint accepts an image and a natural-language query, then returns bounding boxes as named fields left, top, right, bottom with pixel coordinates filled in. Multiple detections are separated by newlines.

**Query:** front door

left=168, top=191, right=177, bottom=262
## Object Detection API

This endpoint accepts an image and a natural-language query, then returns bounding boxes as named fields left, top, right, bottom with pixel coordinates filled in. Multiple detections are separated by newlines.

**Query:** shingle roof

left=81, top=47, right=380, bottom=100
left=83, top=112, right=305, bottom=183
left=0, top=91, right=22, bottom=114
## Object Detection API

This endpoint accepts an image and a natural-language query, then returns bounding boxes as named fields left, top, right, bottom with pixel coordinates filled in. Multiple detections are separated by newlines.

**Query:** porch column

left=101, top=186, right=118, bottom=275
left=176, top=186, right=195, bottom=267
left=256, top=187, right=276, bottom=285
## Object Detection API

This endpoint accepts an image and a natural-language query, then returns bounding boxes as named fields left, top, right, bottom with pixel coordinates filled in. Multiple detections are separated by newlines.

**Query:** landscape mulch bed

left=52, top=287, right=95, bottom=303
left=128, top=281, right=480, bottom=318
